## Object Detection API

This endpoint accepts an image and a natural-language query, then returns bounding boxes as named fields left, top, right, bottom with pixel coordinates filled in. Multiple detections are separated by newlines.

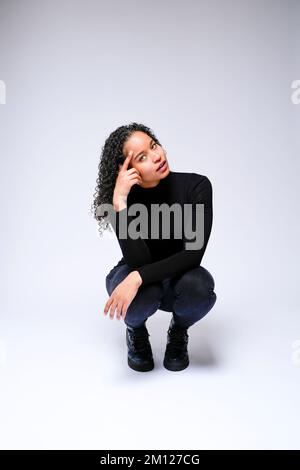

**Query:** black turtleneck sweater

left=109, top=170, right=213, bottom=286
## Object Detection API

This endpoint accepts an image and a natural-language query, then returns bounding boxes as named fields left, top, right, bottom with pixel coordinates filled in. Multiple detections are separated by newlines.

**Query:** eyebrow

left=134, top=139, right=154, bottom=160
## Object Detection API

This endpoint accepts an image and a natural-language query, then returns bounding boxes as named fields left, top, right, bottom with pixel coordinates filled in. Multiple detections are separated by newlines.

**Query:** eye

left=138, top=142, right=157, bottom=161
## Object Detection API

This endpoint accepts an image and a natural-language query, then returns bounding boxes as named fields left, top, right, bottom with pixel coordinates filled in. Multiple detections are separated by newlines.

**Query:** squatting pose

left=91, top=122, right=217, bottom=372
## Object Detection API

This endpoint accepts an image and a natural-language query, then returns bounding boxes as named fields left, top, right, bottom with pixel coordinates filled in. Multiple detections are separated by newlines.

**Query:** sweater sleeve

left=109, top=206, right=153, bottom=269
left=135, top=175, right=213, bottom=285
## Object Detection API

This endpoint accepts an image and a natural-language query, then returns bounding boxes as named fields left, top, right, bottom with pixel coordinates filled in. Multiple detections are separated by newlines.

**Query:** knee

left=105, top=264, right=132, bottom=296
left=174, top=266, right=216, bottom=301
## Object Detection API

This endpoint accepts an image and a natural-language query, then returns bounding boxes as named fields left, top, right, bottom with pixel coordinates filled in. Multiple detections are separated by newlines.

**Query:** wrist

left=113, top=193, right=127, bottom=211
left=130, top=270, right=143, bottom=287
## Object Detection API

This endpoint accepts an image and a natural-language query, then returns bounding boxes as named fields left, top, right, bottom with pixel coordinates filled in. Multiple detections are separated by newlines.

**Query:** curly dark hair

left=90, top=122, right=163, bottom=236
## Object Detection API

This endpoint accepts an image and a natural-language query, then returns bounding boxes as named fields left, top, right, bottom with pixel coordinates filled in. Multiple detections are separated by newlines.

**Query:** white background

left=0, top=0, right=300, bottom=449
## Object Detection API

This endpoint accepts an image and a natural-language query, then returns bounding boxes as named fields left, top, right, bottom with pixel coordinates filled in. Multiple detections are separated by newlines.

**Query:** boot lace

left=167, top=326, right=188, bottom=356
left=131, top=330, right=151, bottom=355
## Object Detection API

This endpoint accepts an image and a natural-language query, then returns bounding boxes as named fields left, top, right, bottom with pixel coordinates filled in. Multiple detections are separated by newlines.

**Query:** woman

left=91, top=122, right=217, bottom=372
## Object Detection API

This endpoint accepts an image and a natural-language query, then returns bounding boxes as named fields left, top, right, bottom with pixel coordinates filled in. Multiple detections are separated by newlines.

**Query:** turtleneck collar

left=133, top=170, right=172, bottom=193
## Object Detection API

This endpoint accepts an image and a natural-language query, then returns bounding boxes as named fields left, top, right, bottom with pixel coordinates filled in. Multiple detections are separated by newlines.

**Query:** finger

left=127, top=168, right=140, bottom=176
left=118, top=303, right=125, bottom=320
left=108, top=306, right=114, bottom=320
left=109, top=301, right=118, bottom=320
left=120, top=150, right=134, bottom=172
left=116, top=304, right=122, bottom=321
left=104, top=298, right=113, bottom=316
left=128, top=172, right=142, bottom=182
left=130, top=175, right=142, bottom=183
left=121, top=307, right=128, bottom=320
left=112, top=303, right=121, bottom=321
left=105, top=297, right=115, bottom=317
left=130, top=177, right=142, bottom=186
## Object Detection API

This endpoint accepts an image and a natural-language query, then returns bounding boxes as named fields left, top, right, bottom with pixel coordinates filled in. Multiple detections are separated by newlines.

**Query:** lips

left=156, top=161, right=166, bottom=171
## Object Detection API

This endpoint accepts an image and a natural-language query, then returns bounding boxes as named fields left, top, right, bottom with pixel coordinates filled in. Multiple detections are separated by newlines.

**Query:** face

left=122, top=131, right=170, bottom=188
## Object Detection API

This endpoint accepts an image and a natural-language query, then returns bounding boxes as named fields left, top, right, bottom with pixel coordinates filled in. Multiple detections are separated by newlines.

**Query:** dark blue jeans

left=105, top=263, right=217, bottom=329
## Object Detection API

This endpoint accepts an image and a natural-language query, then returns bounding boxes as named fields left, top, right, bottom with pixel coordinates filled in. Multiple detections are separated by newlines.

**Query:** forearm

left=136, top=238, right=210, bottom=285
left=110, top=204, right=153, bottom=269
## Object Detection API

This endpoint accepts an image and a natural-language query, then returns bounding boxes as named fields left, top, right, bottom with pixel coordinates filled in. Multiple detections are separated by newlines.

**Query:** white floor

left=1, top=288, right=299, bottom=450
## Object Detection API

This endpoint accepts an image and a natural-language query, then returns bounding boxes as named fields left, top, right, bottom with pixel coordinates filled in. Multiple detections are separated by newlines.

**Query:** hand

left=113, top=151, right=143, bottom=207
left=103, top=271, right=143, bottom=321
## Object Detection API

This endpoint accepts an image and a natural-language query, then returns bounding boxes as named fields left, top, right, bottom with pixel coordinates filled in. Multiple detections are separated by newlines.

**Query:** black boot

left=126, top=324, right=154, bottom=372
left=163, top=316, right=189, bottom=371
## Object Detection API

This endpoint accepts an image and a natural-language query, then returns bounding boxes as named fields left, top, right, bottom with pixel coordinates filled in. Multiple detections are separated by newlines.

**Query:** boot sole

left=163, top=356, right=189, bottom=371
left=128, top=357, right=154, bottom=372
